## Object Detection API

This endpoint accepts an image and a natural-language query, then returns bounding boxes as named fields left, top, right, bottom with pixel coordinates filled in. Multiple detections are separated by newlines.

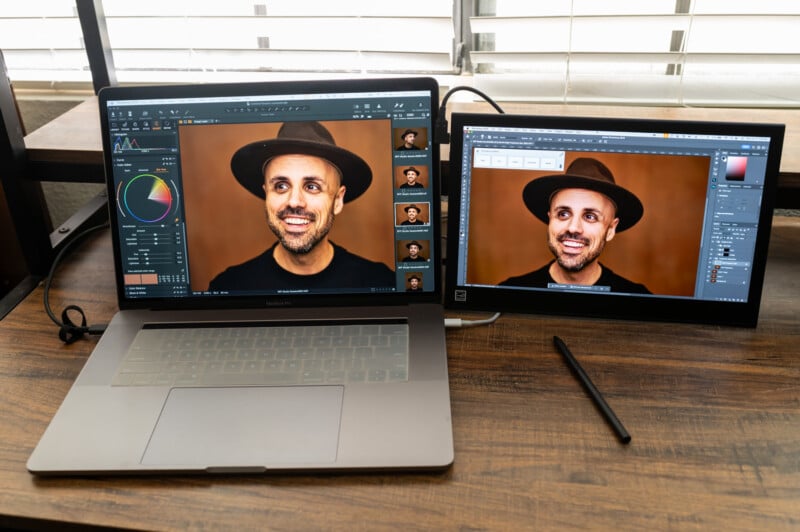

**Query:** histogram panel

left=112, top=133, right=177, bottom=154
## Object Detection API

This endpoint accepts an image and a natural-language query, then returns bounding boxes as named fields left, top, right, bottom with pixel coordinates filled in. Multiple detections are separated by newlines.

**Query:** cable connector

left=445, top=312, right=502, bottom=329
left=56, top=305, right=104, bottom=344
left=444, top=318, right=462, bottom=328
left=434, top=111, right=450, bottom=145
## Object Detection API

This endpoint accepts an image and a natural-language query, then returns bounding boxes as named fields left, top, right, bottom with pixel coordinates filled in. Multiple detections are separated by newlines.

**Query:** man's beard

left=548, top=231, right=605, bottom=273
left=266, top=206, right=335, bottom=255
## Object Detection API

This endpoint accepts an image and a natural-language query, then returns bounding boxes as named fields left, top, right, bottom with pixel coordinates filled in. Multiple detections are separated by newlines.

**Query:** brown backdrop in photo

left=180, top=119, right=395, bottom=292
left=465, top=151, right=710, bottom=296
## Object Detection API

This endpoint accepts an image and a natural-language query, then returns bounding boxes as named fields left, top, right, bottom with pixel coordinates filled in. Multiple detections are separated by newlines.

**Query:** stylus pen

left=553, top=336, right=631, bottom=444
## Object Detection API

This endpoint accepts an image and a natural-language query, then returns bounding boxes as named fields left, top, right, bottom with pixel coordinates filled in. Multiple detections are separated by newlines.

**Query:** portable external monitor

left=446, top=112, right=784, bottom=327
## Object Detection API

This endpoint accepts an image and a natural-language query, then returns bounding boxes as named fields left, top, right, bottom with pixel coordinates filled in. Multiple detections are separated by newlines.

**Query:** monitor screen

left=99, top=78, right=441, bottom=309
left=445, top=112, right=784, bottom=327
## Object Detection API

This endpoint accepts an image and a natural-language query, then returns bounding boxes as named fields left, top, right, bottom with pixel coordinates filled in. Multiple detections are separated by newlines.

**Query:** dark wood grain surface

left=1, top=217, right=798, bottom=531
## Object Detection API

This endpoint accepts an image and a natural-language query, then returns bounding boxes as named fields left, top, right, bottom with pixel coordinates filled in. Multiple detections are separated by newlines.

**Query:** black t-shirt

left=208, top=242, right=395, bottom=292
left=500, top=261, right=651, bottom=294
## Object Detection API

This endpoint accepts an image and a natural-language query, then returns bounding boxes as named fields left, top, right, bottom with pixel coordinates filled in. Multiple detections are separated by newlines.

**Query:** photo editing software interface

left=105, top=89, right=435, bottom=299
left=454, top=123, right=773, bottom=303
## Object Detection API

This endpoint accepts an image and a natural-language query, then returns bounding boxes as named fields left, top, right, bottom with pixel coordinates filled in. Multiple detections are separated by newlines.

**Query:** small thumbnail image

left=395, top=202, right=430, bottom=226
left=395, top=165, right=428, bottom=190
left=394, top=126, right=428, bottom=151
left=398, top=239, right=429, bottom=263
left=405, top=272, right=424, bottom=292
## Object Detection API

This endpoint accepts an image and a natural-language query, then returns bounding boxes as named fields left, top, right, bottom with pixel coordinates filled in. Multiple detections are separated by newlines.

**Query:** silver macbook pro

left=28, top=77, right=453, bottom=474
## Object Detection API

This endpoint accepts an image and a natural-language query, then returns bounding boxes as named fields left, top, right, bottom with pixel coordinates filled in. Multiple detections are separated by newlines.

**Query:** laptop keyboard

left=111, top=322, right=409, bottom=387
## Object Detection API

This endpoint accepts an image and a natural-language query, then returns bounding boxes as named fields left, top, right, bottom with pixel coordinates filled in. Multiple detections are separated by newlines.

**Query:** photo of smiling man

left=499, top=157, right=651, bottom=294
left=207, top=121, right=395, bottom=292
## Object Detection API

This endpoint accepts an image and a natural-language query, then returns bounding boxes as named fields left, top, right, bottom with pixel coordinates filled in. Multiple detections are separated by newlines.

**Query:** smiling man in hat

left=401, top=240, right=427, bottom=263
left=406, top=274, right=423, bottom=292
left=500, top=157, right=651, bottom=294
left=399, top=167, right=425, bottom=189
left=396, top=129, right=421, bottom=151
left=207, top=121, right=395, bottom=292
left=400, top=204, right=426, bottom=226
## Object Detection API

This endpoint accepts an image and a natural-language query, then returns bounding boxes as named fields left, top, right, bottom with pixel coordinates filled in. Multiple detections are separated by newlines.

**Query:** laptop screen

left=445, top=112, right=784, bottom=326
left=99, top=78, right=440, bottom=309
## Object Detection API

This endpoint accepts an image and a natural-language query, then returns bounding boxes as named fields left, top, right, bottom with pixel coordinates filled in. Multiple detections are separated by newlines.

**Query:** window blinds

left=0, top=0, right=455, bottom=86
left=1, top=0, right=798, bottom=107
left=469, top=0, right=800, bottom=106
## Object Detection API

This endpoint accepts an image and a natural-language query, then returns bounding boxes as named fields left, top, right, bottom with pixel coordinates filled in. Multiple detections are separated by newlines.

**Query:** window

left=1, top=0, right=799, bottom=107
left=104, top=1, right=456, bottom=82
left=469, top=0, right=800, bottom=106
left=0, top=1, right=456, bottom=86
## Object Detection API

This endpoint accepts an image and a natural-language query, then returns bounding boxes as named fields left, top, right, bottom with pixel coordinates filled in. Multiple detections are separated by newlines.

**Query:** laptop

left=28, top=77, right=453, bottom=474
left=445, top=112, right=784, bottom=327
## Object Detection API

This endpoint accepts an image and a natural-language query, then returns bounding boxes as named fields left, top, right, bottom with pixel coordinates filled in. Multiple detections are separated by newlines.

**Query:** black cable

left=434, top=85, right=505, bottom=145
left=43, top=222, right=110, bottom=344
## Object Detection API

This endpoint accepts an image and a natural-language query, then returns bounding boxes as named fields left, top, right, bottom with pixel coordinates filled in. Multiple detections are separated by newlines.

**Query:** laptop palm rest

left=141, top=386, right=343, bottom=469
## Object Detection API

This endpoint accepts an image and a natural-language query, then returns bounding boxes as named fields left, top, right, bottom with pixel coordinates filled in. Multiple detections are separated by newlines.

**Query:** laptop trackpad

left=141, top=386, right=343, bottom=468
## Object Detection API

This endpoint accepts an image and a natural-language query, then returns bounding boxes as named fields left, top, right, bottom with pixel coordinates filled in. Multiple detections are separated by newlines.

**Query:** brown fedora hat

left=230, top=121, right=372, bottom=203
left=522, top=157, right=644, bottom=232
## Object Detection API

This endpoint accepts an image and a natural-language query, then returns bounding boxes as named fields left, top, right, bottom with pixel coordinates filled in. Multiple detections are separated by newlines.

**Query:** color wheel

left=122, top=174, right=174, bottom=223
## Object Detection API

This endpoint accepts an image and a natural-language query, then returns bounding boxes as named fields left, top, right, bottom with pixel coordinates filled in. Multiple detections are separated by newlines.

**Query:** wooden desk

left=0, top=217, right=798, bottom=530
left=23, top=97, right=105, bottom=182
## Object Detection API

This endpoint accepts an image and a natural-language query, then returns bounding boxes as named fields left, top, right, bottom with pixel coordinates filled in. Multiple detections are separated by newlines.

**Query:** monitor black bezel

left=444, top=112, right=784, bottom=327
